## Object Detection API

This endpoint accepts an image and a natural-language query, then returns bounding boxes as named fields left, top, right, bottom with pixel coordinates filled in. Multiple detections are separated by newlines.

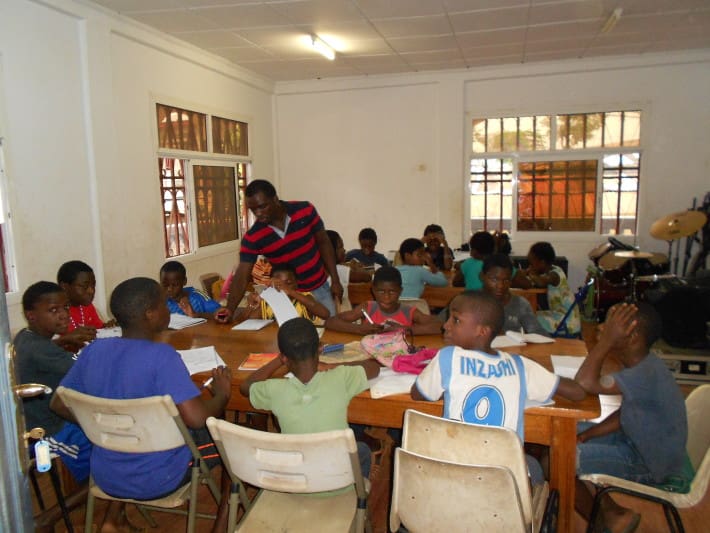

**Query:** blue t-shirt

left=344, top=249, right=389, bottom=267
left=614, top=354, right=687, bottom=482
left=167, top=286, right=221, bottom=315
left=459, top=257, right=484, bottom=290
left=396, top=265, right=448, bottom=298
left=59, top=337, right=200, bottom=499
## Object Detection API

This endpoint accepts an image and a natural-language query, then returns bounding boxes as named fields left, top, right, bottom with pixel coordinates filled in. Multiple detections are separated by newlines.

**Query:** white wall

left=275, top=51, right=710, bottom=290
left=0, top=0, right=274, bottom=331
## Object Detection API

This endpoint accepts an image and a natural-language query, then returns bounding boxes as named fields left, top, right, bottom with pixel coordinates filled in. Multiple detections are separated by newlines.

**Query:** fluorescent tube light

left=601, top=7, right=623, bottom=34
left=311, top=35, right=335, bottom=60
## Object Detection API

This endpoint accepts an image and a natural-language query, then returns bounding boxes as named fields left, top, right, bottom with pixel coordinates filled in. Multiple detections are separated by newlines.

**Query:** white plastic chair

left=56, top=387, right=220, bottom=533
left=398, top=409, right=549, bottom=532
left=580, top=384, right=710, bottom=533
left=206, top=417, right=371, bottom=532
left=390, top=448, right=527, bottom=532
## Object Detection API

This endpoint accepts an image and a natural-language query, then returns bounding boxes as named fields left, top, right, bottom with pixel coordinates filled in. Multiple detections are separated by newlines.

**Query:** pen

left=201, top=377, right=214, bottom=389
left=361, top=309, right=374, bottom=324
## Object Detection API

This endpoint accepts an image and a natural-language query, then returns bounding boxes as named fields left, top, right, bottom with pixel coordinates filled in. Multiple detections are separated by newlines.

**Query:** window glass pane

left=622, top=111, right=641, bottom=146
left=469, top=158, right=512, bottom=232
left=212, top=116, right=249, bottom=155
left=472, top=119, right=487, bottom=153
left=236, top=162, right=249, bottom=234
left=487, top=119, right=502, bottom=152
left=502, top=117, right=518, bottom=152
left=585, top=113, right=603, bottom=148
left=156, top=104, right=207, bottom=152
left=534, top=116, right=551, bottom=151
left=159, top=157, right=191, bottom=257
left=601, top=152, right=639, bottom=235
left=193, top=165, right=239, bottom=247
left=603, top=111, right=622, bottom=147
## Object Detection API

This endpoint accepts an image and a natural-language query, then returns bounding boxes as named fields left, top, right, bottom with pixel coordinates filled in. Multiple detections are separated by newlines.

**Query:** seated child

left=236, top=263, right=330, bottom=323
left=515, top=242, right=579, bottom=336
left=325, top=266, right=442, bottom=335
left=574, top=303, right=689, bottom=532
left=345, top=227, right=389, bottom=268
left=453, top=231, right=496, bottom=290
left=422, top=224, right=454, bottom=271
left=481, top=254, right=549, bottom=336
left=327, top=229, right=372, bottom=284
left=411, top=290, right=585, bottom=485
left=51, top=277, right=232, bottom=533
left=56, top=260, right=115, bottom=351
left=396, top=238, right=448, bottom=298
left=240, top=317, right=381, bottom=478
left=15, top=282, right=92, bottom=485
left=160, top=260, right=228, bottom=320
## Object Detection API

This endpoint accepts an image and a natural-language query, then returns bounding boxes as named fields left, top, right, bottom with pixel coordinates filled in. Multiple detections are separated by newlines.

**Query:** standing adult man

left=217, top=179, right=343, bottom=321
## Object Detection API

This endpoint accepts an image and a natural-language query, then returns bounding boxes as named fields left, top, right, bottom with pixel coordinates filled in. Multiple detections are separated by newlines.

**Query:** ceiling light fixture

left=311, top=35, right=336, bottom=60
left=600, top=7, right=623, bottom=34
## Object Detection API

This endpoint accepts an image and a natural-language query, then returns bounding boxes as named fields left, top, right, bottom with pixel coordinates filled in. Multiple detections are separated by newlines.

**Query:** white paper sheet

left=96, top=326, right=122, bottom=338
left=259, top=287, right=299, bottom=326
left=177, top=346, right=226, bottom=375
left=491, top=331, right=554, bottom=348
left=169, top=314, right=207, bottom=329
left=551, top=355, right=585, bottom=378
left=368, top=368, right=417, bottom=399
left=231, top=319, right=273, bottom=331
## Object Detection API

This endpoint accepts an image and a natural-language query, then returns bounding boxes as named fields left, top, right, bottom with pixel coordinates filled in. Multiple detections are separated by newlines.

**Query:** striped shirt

left=240, top=201, right=327, bottom=292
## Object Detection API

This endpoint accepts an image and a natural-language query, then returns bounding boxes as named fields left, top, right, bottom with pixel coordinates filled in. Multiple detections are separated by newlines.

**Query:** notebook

left=177, top=346, right=226, bottom=375
left=491, top=330, right=554, bottom=348
left=169, top=314, right=207, bottom=330
left=239, top=352, right=279, bottom=371
left=232, top=319, right=273, bottom=331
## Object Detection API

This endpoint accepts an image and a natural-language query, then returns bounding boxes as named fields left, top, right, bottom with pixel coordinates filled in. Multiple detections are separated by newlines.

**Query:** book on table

left=169, top=313, right=207, bottom=329
left=491, top=330, right=554, bottom=348
left=239, top=352, right=279, bottom=371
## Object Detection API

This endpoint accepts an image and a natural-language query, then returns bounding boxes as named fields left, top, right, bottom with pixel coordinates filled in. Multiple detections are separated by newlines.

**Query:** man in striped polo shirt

left=218, top=180, right=342, bottom=321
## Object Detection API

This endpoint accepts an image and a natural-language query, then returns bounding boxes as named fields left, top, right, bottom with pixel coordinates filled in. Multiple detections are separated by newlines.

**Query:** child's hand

left=208, top=366, right=232, bottom=399
left=70, top=326, right=97, bottom=343
left=246, top=292, right=261, bottom=307
left=178, top=297, right=195, bottom=317
left=360, top=322, right=385, bottom=335
left=214, top=308, right=232, bottom=324
left=600, top=303, right=637, bottom=348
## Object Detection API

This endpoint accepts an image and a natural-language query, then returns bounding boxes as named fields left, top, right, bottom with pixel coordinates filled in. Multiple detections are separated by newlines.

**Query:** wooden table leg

left=549, top=417, right=578, bottom=533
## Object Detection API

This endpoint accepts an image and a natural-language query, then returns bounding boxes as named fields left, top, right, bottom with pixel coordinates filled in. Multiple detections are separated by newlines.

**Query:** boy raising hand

left=574, top=303, right=689, bottom=533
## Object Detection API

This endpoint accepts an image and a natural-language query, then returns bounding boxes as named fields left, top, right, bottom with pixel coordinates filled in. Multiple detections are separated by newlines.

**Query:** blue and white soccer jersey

left=414, top=346, right=559, bottom=439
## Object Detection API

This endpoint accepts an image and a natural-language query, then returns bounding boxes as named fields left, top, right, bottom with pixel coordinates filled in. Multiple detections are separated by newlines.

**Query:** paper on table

left=169, top=314, right=207, bottom=330
left=368, top=368, right=417, bottom=399
left=491, top=335, right=526, bottom=348
left=491, top=331, right=554, bottom=348
left=178, top=346, right=226, bottom=375
left=231, top=319, right=273, bottom=331
left=259, top=287, right=299, bottom=326
left=96, top=326, right=122, bottom=339
left=551, top=355, right=584, bottom=379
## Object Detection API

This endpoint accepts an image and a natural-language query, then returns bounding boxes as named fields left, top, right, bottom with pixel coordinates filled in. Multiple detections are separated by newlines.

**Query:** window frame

left=466, top=109, right=643, bottom=240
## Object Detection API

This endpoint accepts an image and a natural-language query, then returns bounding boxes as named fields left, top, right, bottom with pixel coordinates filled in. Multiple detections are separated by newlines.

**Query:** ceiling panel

left=87, top=0, right=710, bottom=81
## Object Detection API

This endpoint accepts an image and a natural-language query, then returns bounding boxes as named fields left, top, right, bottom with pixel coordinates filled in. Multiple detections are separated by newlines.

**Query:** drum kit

left=588, top=209, right=708, bottom=317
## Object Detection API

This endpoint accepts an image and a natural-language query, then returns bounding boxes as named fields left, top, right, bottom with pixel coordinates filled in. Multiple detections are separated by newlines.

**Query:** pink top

left=364, top=301, right=415, bottom=328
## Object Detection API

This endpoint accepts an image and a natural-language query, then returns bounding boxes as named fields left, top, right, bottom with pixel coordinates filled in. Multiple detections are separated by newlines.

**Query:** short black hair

left=424, top=224, right=444, bottom=235
left=469, top=231, right=495, bottom=255
left=482, top=253, right=514, bottom=274
left=454, top=290, right=505, bottom=339
left=399, top=238, right=424, bottom=258
left=326, top=229, right=341, bottom=253
left=373, top=265, right=402, bottom=287
left=160, top=260, right=186, bottom=278
left=271, top=263, right=296, bottom=277
left=358, top=227, right=377, bottom=243
left=277, top=317, right=319, bottom=362
left=245, top=179, right=276, bottom=198
left=110, top=277, right=163, bottom=329
left=635, top=302, right=662, bottom=349
left=529, top=242, right=556, bottom=264
left=57, top=261, right=93, bottom=284
left=495, top=232, right=512, bottom=255
left=23, top=281, right=63, bottom=311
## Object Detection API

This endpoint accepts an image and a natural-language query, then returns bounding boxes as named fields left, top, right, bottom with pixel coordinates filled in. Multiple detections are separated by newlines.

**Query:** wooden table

left=160, top=322, right=598, bottom=533
left=348, top=281, right=546, bottom=311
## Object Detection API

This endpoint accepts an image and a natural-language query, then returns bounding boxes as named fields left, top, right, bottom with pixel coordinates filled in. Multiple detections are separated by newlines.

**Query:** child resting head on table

left=160, top=260, right=228, bottom=321
left=240, top=317, right=380, bottom=478
left=411, top=290, right=585, bottom=486
left=325, top=265, right=443, bottom=336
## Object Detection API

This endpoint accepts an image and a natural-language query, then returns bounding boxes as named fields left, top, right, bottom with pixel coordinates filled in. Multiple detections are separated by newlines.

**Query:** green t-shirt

left=249, top=365, right=369, bottom=433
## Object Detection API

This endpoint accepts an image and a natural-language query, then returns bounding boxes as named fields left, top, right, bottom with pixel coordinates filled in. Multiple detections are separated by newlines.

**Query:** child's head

left=399, top=238, right=427, bottom=265
left=527, top=242, right=555, bottom=275
left=423, top=224, right=445, bottom=251
left=111, top=277, right=168, bottom=331
left=270, top=263, right=297, bottom=291
left=57, top=260, right=96, bottom=306
left=277, top=317, right=319, bottom=364
left=481, top=254, right=514, bottom=301
left=444, top=291, right=504, bottom=349
left=632, top=302, right=662, bottom=351
left=326, top=230, right=346, bottom=263
left=22, top=281, right=70, bottom=337
left=469, top=231, right=496, bottom=259
left=159, top=261, right=187, bottom=300
left=358, top=228, right=378, bottom=256
left=372, top=266, right=402, bottom=313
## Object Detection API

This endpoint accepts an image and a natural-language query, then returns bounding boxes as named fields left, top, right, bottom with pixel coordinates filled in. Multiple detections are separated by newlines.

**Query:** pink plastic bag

left=360, top=329, right=416, bottom=367
left=392, top=348, right=438, bottom=375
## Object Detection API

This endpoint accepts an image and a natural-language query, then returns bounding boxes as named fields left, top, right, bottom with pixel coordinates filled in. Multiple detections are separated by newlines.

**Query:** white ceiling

left=88, top=0, right=710, bottom=81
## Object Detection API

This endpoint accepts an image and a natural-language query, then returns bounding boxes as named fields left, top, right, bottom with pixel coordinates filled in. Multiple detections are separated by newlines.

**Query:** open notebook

left=491, top=330, right=554, bottom=348
left=169, top=314, right=207, bottom=330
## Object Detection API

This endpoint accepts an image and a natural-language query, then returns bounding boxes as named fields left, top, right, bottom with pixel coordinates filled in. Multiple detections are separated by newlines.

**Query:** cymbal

left=650, top=210, right=707, bottom=240
left=614, top=250, right=654, bottom=259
